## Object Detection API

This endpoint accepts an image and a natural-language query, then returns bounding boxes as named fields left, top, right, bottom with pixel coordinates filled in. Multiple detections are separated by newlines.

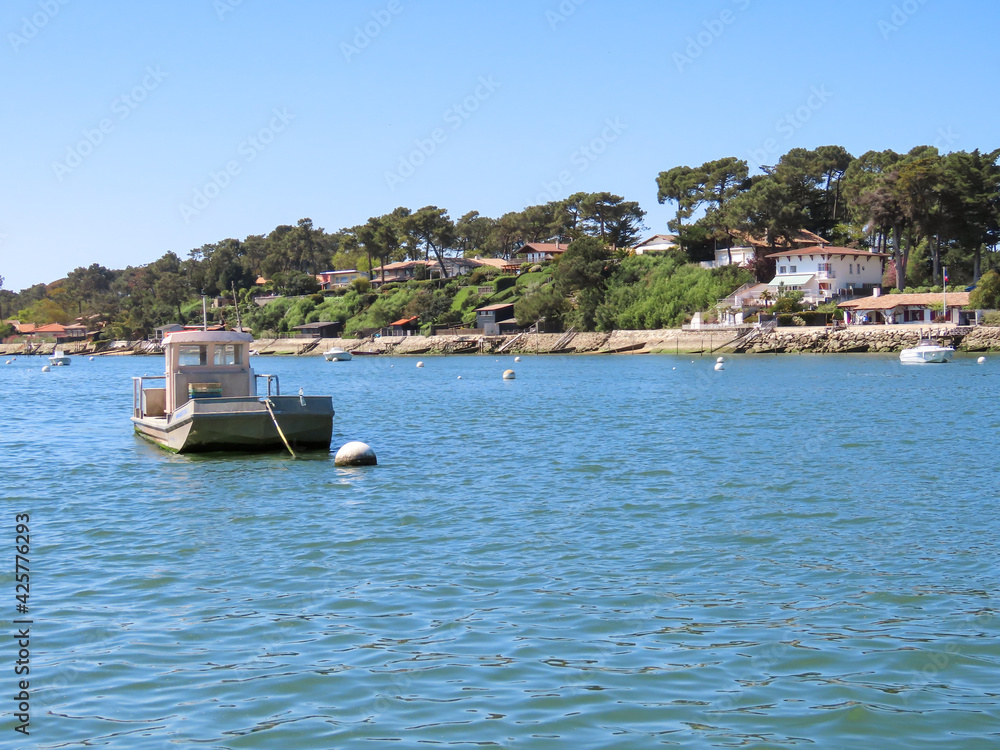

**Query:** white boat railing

left=255, top=373, right=280, bottom=397
left=132, top=375, right=165, bottom=419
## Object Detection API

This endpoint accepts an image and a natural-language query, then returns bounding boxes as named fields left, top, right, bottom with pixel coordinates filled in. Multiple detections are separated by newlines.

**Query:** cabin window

left=789, top=265, right=797, bottom=273
left=214, top=344, right=241, bottom=366
left=779, top=265, right=787, bottom=274
left=178, top=345, right=207, bottom=366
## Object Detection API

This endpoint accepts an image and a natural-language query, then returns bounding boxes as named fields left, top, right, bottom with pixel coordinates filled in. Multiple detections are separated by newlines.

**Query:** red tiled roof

left=33, top=323, right=67, bottom=333
left=839, top=292, right=970, bottom=310
left=389, top=316, right=419, bottom=326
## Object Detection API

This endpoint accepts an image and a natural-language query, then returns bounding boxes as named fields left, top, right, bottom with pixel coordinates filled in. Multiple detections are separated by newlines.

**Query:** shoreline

left=5, top=324, right=998, bottom=357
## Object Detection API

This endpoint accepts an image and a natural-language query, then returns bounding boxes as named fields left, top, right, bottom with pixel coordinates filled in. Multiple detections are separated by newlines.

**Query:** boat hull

left=323, top=349, right=352, bottom=361
left=132, top=395, right=334, bottom=453
left=49, top=356, right=71, bottom=366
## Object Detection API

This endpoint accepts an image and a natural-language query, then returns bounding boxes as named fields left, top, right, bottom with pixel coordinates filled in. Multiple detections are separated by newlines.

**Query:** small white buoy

left=335, top=441, right=377, bottom=467
left=457, top=375, right=462, bottom=379
left=978, top=356, right=986, bottom=364
left=503, top=369, right=515, bottom=380
left=4, top=360, right=9, bottom=365
left=89, top=356, right=95, bottom=361
left=714, top=362, right=724, bottom=371
left=717, top=356, right=725, bottom=364
left=672, top=367, right=676, bottom=370
left=514, top=356, right=521, bottom=362
left=42, top=365, right=51, bottom=372
left=416, top=361, right=424, bottom=368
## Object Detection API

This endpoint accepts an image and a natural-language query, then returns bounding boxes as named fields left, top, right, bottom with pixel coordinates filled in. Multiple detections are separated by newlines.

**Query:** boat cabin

left=146, top=331, right=257, bottom=417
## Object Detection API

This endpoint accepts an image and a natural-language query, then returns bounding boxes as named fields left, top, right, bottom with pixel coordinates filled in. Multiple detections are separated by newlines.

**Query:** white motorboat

left=49, top=348, right=71, bottom=366
left=900, top=338, right=955, bottom=364
left=131, top=330, right=334, bottom=453
left=323, top=347, right=352, bottom=361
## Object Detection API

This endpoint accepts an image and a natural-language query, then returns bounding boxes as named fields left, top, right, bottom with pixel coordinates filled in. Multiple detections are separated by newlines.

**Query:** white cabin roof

left=163, top=330, right=254, bottom=346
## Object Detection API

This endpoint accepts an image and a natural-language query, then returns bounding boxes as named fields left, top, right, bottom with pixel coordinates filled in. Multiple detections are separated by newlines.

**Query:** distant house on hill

left=316, top=270, right=369, bottom=290
left=633, top=234, right=678, bottom=255
left=702, top=228, right=831, bottom=269
left=514, top=242, right=568, bottom=264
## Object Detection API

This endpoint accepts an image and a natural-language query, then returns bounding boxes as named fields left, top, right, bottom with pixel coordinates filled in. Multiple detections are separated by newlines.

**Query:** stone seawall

left=736, top=325, right=1000, bottom=354
left=5, top=326, right=998, bottom=358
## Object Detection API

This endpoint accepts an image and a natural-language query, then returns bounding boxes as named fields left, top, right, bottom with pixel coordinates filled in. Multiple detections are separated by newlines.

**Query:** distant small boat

left=323, top=347, right=352, bottom=361
left=900, top=338, right=954, bottom=364
left=49, top=348, right=71, bottom=366
left=132, top=330, right=334, bottom=453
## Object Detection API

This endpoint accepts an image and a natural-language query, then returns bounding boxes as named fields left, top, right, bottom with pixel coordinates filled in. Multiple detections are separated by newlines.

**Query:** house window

left=789, top=265, right=797, bottom=273
left=779, top=265, right=787, bottom=274
left=849, top=264, right=854, bottom=274
left=818, top=263, right=831, bottom=272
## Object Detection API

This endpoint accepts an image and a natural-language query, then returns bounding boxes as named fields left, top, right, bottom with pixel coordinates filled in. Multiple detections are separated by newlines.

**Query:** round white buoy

left=4, top=360, right=9, bottom=365
left=416, top=361, right=424, bottom=368
left=978, top=356, right=987, bottom=364
left=334, top=441, right=377, bottom=467
left=672, top=367, right=676, bottom=370
left=89, top=356, right=95, bottom=361
left=457, top=375, right=462, bottom=379
left=42, top=365, right=51, bottom=372
left=717, top=356, right=725, bottom=364
left=714, top=362, right=724, bottom=371
left=514, top=356, right=521, bottom=362
left=503, top=369, right=516, bottom=380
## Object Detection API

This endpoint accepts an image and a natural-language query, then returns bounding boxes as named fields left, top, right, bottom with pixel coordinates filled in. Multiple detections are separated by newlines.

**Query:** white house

left=701, top=246, right=756, bottom=269
left=766, top=246, right=886, bottom=303
left=316, top=269, right=369, bottom=290
left=633, top=234, right=678, bottom=255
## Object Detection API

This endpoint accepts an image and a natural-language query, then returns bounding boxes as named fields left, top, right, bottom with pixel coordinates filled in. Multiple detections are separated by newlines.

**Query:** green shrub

left=980, top=311, right=1000, bottom=326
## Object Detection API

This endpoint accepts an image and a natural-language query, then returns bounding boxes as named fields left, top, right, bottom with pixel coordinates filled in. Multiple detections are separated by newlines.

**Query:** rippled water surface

left=3, top=351, right=1000, bottom=748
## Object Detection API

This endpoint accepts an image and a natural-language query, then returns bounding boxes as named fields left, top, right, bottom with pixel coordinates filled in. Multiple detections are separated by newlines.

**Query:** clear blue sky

left=2, top=0, right=998, bottom=292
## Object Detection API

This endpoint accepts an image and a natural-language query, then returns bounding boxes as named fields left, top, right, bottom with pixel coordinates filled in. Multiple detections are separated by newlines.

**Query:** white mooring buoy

left=334, top=441, right=377, bottom=467
left=503, top=369, right=516, bottom=380
left=416, top=361, right=424, bottom=368
left=714, top=362, right=724, bottom=371
left=514, top=356, right=521, bottom=362
left=978, top=356, right=987, bottom=364
left=717, top=356, right=725, bottom=364
left=41, top=365, right=51, bottom=372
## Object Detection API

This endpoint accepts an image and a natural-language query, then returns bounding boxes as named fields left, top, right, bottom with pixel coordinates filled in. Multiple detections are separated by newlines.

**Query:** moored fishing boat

left=323, top=347, right=352, bottom=361
left=131, top=330, right=333, bottom=453
left=49, top=347, right=71, bottom=366
left=899, top=338, right=955, bottom=364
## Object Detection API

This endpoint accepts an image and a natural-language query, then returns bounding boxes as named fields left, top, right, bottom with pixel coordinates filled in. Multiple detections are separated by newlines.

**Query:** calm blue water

left=2, top=351, right=999, bottom=748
